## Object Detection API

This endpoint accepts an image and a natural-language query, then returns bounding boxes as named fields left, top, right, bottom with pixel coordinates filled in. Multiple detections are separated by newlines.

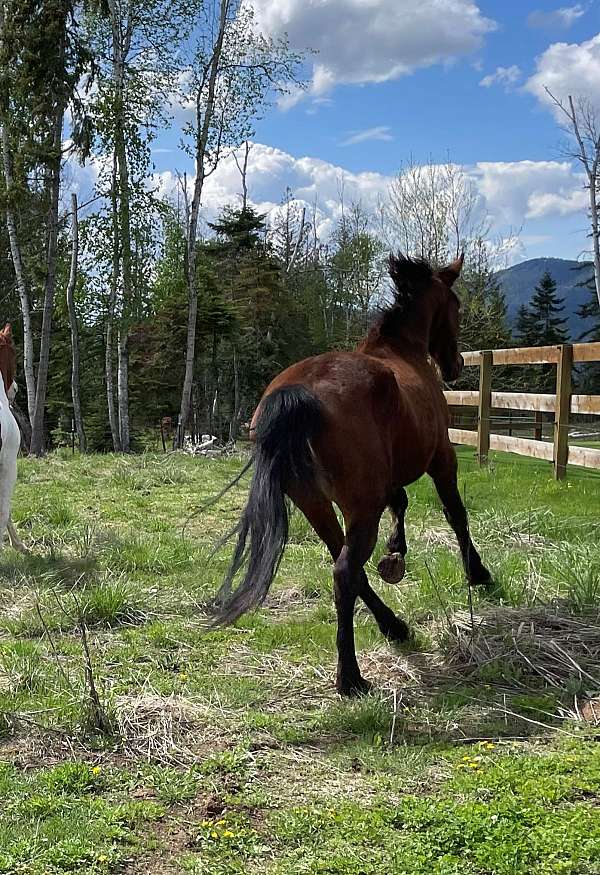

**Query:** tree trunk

left=106, top=155, right=122, bottom=452
left=30, top=100, right=65, bottom=456
left=117, top=325, right=130, bottom=451
left=105, top=306, right=120, bottom=451
left=589, top=176, right=600, bottom=310
left=178, top=0, right=229, bottom=447
left=0, top=125, right=36, bottom=424
left=66, top=193, right=87, bottom=453
left=10, top=400, right=32, bottom=454
left=228, top=344, right=240, bottom=442
left=109, top=0, right=134, bottom=453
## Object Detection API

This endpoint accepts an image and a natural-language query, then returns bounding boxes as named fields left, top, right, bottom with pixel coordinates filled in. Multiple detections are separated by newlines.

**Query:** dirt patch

left=123, top=797, right=206, bottom=875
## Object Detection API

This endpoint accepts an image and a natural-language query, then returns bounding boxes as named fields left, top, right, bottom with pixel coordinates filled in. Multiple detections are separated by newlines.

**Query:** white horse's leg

left=7, top=518, right=28, bottom=554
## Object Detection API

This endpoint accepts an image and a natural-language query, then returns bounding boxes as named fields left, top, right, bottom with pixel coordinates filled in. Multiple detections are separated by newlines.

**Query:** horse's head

left=387, top=253, right=464, bottom=383
left=0, top=324, right=17, bottom=399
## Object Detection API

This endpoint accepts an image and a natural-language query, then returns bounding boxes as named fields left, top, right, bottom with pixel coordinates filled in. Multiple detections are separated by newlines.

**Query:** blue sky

left=146, top=1, right=600, bottom=265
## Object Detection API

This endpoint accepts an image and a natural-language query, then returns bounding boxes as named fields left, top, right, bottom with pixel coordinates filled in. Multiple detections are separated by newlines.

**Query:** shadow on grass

left=0, top=549, right=99, bottom=588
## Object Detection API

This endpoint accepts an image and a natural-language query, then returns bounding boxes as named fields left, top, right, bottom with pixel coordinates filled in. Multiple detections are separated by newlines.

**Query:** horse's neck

left=357, top=324, right=429, bottom=365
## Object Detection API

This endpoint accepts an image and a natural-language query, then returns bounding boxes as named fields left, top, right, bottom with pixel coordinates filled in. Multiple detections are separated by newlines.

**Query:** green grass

left=0, top=448, right=599, bottom=873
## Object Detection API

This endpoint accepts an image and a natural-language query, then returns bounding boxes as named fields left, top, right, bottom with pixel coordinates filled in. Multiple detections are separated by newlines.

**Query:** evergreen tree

left=525, top=271, right=569, bottom=345
left=515, top=304, right=540, bottom=347
left=516, top=271, right=569, bottom=392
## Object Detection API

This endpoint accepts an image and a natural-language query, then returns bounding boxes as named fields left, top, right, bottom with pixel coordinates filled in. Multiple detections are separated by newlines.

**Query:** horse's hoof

left=382, top=615, right=410, bottom=644
left=470, top=566, right=493, bottom=587
left=377, top=552, right=406, bottom=584
left=337, top=675, right=372, bottom=698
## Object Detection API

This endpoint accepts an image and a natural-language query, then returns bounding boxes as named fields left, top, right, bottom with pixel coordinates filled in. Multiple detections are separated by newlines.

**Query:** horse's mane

left=376, top=254, right=434, bottom=338
left=0, top=325, right=14, bottom=350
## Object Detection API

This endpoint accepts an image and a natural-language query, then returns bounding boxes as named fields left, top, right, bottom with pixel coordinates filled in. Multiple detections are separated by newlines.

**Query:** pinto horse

left=213, top=254, right=491, bottom=696
left=0, top=324, right=26, bottom=553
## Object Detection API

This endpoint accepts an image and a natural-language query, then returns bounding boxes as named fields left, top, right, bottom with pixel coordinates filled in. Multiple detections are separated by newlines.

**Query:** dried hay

left=115, top=694, right=223, bottom=763
left=443, top=603, right=600, bottom=691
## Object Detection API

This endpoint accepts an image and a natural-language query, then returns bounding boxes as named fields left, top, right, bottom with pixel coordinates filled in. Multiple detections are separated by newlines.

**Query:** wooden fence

left=444, top=341, right=600, bottom=479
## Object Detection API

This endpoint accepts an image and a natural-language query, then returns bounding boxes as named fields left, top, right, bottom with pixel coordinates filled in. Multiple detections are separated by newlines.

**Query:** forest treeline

left=1, top=1, right=598, bottom=454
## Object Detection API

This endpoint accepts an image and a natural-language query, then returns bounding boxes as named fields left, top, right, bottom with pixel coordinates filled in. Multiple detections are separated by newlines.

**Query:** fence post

left=477, top=350, right=492, bottom=466
left=553, top=343, right=573, bottom=480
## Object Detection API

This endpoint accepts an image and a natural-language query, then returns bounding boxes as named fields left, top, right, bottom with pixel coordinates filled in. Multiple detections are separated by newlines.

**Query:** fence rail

left=444, top=342, right=600, bottom=478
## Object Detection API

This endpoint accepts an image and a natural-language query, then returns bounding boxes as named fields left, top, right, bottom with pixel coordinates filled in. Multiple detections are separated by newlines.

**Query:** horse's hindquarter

left=257, top=351, right=445, bottom=511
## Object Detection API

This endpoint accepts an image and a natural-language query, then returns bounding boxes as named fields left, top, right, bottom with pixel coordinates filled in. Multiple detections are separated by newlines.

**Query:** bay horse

left=213, top=254, right=491, bottom=696
left=0, top=324, right=26, bottom=553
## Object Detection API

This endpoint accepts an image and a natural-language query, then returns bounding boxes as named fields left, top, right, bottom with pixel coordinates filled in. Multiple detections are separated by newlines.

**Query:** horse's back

left=256, top=351, right=446, bottom=510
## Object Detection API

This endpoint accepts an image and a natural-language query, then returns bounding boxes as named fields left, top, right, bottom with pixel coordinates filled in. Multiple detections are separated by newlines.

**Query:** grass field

left=1, top=448, right=600, bottom=874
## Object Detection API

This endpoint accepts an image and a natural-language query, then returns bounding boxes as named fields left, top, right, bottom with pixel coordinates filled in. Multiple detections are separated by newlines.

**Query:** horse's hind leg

left=359, top=574, right=409, bottom=643
left=377, top=488, right=408, bottom=584
left=430, top=458, right=491, bottom=587
left=333, top=519, right=381, bottom=696
left=293, top=495, right=409, bottom=689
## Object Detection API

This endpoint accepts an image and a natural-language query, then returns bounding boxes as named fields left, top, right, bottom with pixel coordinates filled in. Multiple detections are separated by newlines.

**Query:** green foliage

left=518, top=271, right=569, bottom=344
left=0, top=762, right=162, bottom=874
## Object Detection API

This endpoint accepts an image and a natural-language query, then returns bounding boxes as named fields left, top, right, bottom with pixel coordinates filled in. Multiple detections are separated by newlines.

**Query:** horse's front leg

left=431, top=469, right=491, bottom=587
left=377, top=488, right=408, bottom=584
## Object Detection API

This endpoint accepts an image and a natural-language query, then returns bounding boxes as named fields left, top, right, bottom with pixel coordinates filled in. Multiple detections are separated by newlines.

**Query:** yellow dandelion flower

left=98, top=855, right=108, bottom=863
left=211, top=831, right=219, bottom=839
left=92, top=766, right=102, bottom=775
left=223, top=830, right=234, bottom=838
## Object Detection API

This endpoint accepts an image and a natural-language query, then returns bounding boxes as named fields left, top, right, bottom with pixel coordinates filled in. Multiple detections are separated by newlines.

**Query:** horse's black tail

left=212, top=385, right=323, bottom=626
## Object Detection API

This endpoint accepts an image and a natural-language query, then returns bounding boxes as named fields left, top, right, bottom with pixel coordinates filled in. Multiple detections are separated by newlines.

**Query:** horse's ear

left=0, top=323, right=11, bottom=338
left=438, top=253, right=464, bottom=288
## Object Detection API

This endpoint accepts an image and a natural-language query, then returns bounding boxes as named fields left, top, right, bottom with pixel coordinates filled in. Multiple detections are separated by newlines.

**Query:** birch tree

left=85, top=0, right=192, bottom=451
left=385, top=158, right=484, bottom=267
left=0, top=0, right=94, bottom=454
left=66, top=193, right=87, bottom=452
left=176, top=0, right=303, bottom=445
left=546, top=90, right=600, bottom=310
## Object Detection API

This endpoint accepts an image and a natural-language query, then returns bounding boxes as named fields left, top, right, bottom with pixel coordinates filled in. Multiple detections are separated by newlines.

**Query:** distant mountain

left=496, top=257, right=594, bottom=340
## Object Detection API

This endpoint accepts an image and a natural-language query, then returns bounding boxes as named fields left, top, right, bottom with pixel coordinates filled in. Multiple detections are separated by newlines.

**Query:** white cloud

left=249, top=0, right=495, bottom=103
left=470, top=160, right=586, bottom=223
left=526, top=187, right=588, bottom=217
left=525, top=32, right=600, bottom=117
left=152, top=145, right=588, bottom=263
left=339, top=127, right=394, bottom=147
left=479, top=65, right=522, bottom=89
left=528, top=4, right=586, bottom=30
